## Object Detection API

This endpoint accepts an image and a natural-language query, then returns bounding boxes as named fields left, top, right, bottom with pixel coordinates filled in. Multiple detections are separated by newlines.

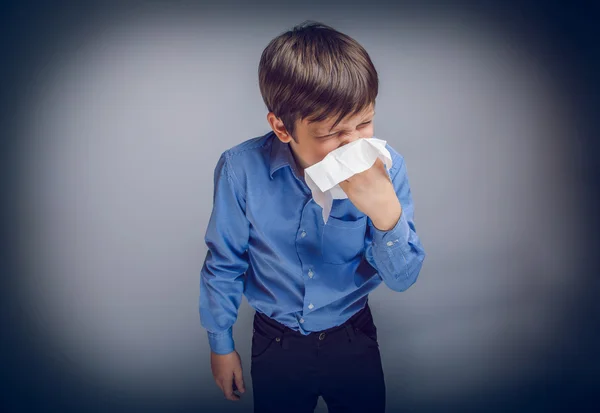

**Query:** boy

left=199, top=21, right=426, bottom=413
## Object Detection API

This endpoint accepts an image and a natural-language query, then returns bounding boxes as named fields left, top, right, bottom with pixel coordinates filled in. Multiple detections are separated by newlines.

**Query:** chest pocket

left=321, top=215, right=367, bottom=264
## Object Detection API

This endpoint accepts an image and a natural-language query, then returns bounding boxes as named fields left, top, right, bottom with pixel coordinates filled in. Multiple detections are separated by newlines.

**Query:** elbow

left=387, top=252, right=425, bottom=292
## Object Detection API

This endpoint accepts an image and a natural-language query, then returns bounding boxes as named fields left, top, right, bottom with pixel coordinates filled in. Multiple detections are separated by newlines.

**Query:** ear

left=267, top=112, right=293, bottom=143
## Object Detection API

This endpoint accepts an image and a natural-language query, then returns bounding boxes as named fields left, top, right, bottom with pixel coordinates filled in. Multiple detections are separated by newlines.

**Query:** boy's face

left=268, top=104, right=375, bottom=174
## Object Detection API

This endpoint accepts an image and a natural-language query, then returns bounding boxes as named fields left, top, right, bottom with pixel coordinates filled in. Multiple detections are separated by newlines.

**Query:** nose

left=339, top=134, right=362, bottom=148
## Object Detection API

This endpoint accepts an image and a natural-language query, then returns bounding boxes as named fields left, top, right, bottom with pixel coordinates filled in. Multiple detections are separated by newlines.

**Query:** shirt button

left=299, top=318, right=305, bottom=324
left=386, top=241, right=394, bottom=247
left=308, top=269, right=314, bottom=278
left=308, top=303, right=314, bottom=310
left=301, top=231, right=307, bottom=238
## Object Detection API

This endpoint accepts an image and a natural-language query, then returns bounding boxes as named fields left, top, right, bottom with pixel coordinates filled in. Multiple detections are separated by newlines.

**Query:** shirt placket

left=294, top=196, right=320, bottom=333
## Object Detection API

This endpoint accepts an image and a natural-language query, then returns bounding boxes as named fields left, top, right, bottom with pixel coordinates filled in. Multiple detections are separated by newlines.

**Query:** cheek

left=318, top=141, right=340, bottom=159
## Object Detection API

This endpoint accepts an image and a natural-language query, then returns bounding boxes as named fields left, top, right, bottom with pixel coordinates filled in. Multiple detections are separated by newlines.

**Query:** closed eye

left=319, top=120, right=373, bottom=139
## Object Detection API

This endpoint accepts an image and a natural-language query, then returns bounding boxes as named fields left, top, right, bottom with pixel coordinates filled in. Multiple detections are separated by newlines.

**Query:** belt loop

left=281, top=330, right=289, bottom=349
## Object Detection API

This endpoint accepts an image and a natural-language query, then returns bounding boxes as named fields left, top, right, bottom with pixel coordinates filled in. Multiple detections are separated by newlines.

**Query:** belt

left=254, top=301, right=371, bottom=348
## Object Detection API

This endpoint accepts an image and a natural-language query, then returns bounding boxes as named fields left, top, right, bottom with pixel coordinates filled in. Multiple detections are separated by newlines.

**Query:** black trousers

left=250, top=301, right=386, bottom=413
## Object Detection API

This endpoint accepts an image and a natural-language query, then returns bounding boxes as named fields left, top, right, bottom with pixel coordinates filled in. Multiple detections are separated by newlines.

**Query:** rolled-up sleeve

left=364, top=155, right=426, bottom=292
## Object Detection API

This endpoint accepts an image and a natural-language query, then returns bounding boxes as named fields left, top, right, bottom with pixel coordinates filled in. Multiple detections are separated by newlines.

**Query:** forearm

left=200, top=258, right=245, bottom=354
left=369, top=196, right=402, bottom=232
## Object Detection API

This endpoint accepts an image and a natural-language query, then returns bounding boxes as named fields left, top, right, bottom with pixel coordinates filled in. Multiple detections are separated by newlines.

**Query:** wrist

left=370, top=199, right=402, bottom=231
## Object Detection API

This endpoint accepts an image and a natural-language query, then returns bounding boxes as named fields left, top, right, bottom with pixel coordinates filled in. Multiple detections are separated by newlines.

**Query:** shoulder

left=382, top=140, right=407, bottom=179
left=217, top=130, right=273, bottom=168
left=216, top=131, right=275, bottom=190
left=225, top=132, right=273, bottom=158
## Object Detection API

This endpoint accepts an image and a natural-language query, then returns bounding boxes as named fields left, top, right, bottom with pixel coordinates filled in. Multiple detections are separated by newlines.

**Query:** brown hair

left=258, top=21, right=378, bottom=140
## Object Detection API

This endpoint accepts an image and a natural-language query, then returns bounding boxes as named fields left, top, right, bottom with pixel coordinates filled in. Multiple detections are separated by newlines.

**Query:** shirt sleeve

left=199, top=151, right=250, bottom=354
left=364, top=155, right=426, bottom=292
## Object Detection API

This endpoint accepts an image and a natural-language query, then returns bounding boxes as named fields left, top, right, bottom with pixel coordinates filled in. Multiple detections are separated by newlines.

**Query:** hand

left=338, top=158, right=402, bottom=231
left=211, top=350, right=246, bottom=401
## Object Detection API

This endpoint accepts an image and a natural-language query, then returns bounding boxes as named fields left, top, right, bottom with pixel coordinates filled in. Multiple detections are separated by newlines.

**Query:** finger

left=215, top=380, right=224, bottom=394
left=222, top=377, right=240, bottom=401
left=234, top=369, right=246, bottom=394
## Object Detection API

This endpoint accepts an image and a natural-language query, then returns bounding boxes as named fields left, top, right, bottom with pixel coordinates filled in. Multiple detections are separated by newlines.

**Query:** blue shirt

left=199, top=131, right=426, bottom=354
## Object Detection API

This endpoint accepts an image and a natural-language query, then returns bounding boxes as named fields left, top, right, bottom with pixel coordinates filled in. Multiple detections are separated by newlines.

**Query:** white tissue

left=304, top=137, right=393, bottom=224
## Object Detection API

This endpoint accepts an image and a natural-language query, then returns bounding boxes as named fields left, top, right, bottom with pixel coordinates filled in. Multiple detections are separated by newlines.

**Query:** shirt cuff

left=207, top=327, right=235, bottom=355
left=370, top=209, right=411, bottom=253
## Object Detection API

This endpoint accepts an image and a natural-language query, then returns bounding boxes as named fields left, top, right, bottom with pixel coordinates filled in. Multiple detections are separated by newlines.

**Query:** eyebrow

left=314, top=111, right=376, bottom=137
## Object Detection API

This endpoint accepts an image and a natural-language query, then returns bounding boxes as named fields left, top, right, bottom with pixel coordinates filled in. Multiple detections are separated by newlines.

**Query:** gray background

left=4, top=1, right=598, bottom=413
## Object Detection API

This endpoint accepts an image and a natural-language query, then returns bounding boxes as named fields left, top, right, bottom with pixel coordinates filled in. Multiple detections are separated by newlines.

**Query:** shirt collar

left=269, top=133, right=302, bottom=179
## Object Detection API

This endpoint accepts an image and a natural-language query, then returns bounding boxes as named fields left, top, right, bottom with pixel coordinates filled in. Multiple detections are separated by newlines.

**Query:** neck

left=288, top=144, right=306, bottom=176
